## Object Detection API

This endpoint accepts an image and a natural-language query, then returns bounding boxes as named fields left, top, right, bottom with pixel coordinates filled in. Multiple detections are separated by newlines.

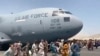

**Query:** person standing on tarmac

left=44, top=40, right=48, bottom=56
left=31, top=41, right=38, bottom=56
left=61, top=41, right=69, bottom=56
left=87, top=39, right=94, bottom=51
left=22, top=42, right=30, bottom=56
left=71, top=40, right=81, bottom=56
left=4, top=44, right=15, bottom=56
left=50, top=42, right=58, bottom=56
left=38, top=39, right=45, bottom=56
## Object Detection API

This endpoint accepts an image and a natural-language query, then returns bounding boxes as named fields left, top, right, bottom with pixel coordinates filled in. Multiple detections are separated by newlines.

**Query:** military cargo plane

left=0, top=8, right=83, bottom=44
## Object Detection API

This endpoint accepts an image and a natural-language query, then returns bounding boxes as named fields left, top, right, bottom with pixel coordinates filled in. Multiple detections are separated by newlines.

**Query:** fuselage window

left=64, top=17, right=70, bottom=22
left=52, top=11, right=58, bottom=16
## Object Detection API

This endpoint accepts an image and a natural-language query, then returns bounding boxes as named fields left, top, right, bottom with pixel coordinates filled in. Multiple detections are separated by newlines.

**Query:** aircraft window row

left=60, top=11, right=72, bottom=14
left=52, top=11, right=58, bottom=16
left=64, top=11, right=72, bottom=14
left=64, top=17, right=70, bottom=22
left=52, top=11, right=72, bottom=16
left=59, top=11, right=64, bottom=14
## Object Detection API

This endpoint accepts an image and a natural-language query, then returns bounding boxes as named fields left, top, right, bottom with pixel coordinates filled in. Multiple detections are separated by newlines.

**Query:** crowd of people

left=3, top=39, right=100, bottom=56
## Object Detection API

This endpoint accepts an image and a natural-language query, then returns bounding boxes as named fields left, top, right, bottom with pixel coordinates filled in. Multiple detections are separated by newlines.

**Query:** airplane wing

left=0, top=32, right=11, bottom=43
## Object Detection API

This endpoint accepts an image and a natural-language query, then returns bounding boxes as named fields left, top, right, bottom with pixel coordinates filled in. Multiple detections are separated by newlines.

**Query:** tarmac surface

left=0, top=47, right=100, bottom=56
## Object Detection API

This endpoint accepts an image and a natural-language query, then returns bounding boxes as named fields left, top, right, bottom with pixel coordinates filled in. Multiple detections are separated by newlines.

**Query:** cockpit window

left=52, top=10, right=72, bottom=16
left=64, top=11, right=72, bottom=14
left=59, top=11, right=64, bottom=14
left=52, top=11, right=58, bottom=16
left=64, top=17, right=70, bottom=22
left=52, top=11, right=64, bottom=16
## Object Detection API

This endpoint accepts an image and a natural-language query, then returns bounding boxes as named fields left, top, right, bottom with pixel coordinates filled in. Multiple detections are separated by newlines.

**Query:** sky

left=0, top=0, right=100, bottom=35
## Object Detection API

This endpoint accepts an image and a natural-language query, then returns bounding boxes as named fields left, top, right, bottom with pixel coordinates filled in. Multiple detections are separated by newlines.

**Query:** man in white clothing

left=4, top=44, right=14, bottom=56
left=38, top=39, right=44, bottom=56
left=32, top=42, right=38, bottom=56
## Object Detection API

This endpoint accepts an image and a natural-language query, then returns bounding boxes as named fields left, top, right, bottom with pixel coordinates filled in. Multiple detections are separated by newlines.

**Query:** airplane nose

left=71, top=16, right=83, bottom=33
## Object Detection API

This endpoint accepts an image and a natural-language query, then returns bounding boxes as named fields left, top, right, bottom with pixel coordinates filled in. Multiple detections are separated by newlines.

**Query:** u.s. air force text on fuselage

left=15, top=13, right=48, bottom=20
left=15, top=13, right=62, bottom=30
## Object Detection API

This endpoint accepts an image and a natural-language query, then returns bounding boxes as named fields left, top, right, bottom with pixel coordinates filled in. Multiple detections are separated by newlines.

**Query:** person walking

left=61, top=41, right=69, bottom=56
left=87, top=39, right=94, bottom=51
left=50, top=42, right=58, bottom=56
left=71, top=40, right=81, bottom=56
left=22, top=42, right=30, bottom=56
left=4, top=44, right=15, bottom=56
left=38, top=39, right=45, bottom=56
left=44, top=40, right=48, bottom=56
left=32, top=41, right=38, bottom=56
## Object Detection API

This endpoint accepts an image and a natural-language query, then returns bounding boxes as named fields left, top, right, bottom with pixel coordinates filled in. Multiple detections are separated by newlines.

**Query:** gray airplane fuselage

left=0, top=8, right=83, bottom=43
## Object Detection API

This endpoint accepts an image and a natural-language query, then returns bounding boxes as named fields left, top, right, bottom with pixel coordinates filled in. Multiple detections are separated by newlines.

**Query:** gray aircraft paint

left=0, top=8, right=83, bottom=43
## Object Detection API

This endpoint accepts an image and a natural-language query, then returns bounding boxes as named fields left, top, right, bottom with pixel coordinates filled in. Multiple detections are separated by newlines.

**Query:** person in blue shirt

left=50, top=42, right=58, bottom=56
left=71, top=40, right=81, bottom=56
